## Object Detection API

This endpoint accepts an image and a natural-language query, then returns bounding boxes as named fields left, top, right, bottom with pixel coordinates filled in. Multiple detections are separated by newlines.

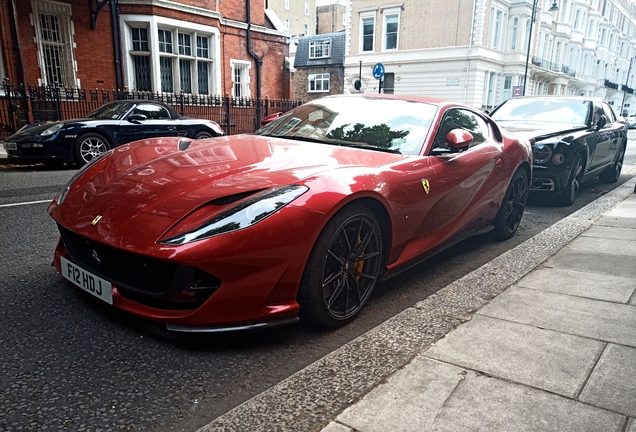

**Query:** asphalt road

left=1, top=136, right=635, bottom=432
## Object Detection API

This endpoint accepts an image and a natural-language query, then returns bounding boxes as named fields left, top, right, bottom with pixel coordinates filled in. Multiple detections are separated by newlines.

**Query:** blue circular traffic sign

left=372, top=63, right=385, bottom=80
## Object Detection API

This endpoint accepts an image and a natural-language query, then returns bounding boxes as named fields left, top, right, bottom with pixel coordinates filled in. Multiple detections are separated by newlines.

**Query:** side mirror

left=446, top=129, right=473, bottom=151
left=595, top=115, right=607, bottom=130
left=127, top=113, right=147, bottom=123
left=260, top=112, right=283, bottom=127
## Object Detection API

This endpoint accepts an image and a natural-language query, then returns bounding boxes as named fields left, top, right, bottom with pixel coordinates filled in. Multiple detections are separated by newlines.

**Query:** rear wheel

left=298, top=204, right=383, bottom=328
left=74, top=133, right=111, bottom=166
left=599, top=142, right=626, bottom=183
left=493, top=169, right=529, bottom=240
left=556, top=154, right=584, bottom=206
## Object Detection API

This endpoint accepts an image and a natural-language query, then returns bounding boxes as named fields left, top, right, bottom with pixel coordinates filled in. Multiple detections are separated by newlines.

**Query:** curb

left=196, top=178, right=636, bottom=432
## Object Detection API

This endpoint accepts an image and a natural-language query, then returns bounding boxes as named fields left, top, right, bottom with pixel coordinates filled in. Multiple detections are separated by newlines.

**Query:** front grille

left=58, top=225, right=220, bottom=309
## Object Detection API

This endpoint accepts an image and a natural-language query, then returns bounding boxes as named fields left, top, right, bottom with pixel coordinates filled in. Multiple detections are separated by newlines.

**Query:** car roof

left=505, top=95, right=603, bottom=103
left=106, top=99, right=182, bottom=119
left=319, top=93, right=480, bottom=112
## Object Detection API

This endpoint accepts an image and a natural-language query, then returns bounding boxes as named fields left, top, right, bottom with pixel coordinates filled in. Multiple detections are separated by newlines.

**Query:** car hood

left=493, top=120, right=587, bottom=140
left=83, top=134, right=404, bottom=218
left=8, top=118, right=100, bottom=139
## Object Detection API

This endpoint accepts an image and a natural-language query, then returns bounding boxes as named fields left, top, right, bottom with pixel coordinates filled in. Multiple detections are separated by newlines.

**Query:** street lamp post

left=354, top=57, right=363, bottom=92
left=523, top=1, right=559, bottom=96
left=620, top=56, right=635, bottom=116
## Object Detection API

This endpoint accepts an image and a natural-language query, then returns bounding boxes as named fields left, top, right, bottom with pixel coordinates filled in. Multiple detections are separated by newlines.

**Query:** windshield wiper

left=340, top=143, right=402, bottom=154
left=263, top=135, right=341, bottom=146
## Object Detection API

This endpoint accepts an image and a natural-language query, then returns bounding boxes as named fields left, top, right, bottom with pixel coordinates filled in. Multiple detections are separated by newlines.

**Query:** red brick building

left=0, top=0, right=292, bottom=99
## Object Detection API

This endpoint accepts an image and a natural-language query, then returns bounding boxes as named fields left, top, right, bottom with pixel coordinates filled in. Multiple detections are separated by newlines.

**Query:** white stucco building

left=344, top=0, right=636, bottom=116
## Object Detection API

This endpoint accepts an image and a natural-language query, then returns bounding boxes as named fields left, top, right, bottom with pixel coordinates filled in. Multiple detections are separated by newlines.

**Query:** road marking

left=0, top=199, right=51, bottom=208
left=626, top=165, right=636, bottom=175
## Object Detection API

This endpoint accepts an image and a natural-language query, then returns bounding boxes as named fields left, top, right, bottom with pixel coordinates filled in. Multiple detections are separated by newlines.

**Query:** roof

left=293, top=32, right=346, bottom=68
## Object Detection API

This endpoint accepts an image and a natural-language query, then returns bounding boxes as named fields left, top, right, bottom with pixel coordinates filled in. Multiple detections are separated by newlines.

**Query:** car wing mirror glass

left=127, top=113, right=147, bottom=123
left=595, top=115, right=607, bottom=130
left=446, top=128, right=473, bottom=151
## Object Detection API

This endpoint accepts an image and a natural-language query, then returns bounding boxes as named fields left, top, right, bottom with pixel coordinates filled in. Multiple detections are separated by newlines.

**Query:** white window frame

left=382, top=7, right=400, bottom=51
left=285, top=0, right=290, bottom=10
left=120, top=15, right=221, bottom=95
left=304, top=24, right=309, bottom=36
left=305, top=2, right=309, bottom=15
left=230, top=59, right=251, bottom=99
left=32, top=0, right=78, bottom=87
left=308, top=73, right=330, bottom=93
left=284, top=19, right=290, bottom=30
left=360, top=10, right=376, bottom=53
left=309, top=39, right=331, bottom=59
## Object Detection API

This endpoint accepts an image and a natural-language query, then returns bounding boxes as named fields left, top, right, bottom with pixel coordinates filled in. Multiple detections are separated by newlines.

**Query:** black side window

left=133, top=104, right=171, bottom=120
left=434, top=109, right=489, bottom=149
left=592, top=103, right=605, bottom=127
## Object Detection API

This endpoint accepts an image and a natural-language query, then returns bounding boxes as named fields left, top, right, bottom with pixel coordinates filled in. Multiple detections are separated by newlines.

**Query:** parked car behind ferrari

left=3, top=100, right=224, bottom=166
left=49, top=94, right=532, bottom=332
left=490, top=96, right=627, bottom=205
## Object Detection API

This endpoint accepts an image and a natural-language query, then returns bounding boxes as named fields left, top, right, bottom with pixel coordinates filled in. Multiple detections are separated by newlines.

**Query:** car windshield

left=254, top=97, right=438, bottom=155
left=85, top=102, right=134, bottom=120
left=491, top=99, right=589, bottom=125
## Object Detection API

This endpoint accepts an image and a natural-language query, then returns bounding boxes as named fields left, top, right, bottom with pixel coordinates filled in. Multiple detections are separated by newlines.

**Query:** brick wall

left=1, top=0, right=290, bottom=98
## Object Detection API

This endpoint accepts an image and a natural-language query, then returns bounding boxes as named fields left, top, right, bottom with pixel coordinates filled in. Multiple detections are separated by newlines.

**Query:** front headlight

left=532, top=145, right=553, bottom=164
left=54, top=150, right=113, bottom=205
left=40, top=123, right=63, bottom=136
left=159, top=185, right=309, bottom=245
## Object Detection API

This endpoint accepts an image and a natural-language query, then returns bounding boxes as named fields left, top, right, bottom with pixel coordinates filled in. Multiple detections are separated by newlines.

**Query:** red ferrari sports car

left=48, top=94, right=532, bottom=331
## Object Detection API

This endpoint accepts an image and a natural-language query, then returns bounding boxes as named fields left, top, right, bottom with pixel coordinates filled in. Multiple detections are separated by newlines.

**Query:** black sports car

left=490, top=96, right=627, bottom=205
left=3, top=100, right=224, bottom=165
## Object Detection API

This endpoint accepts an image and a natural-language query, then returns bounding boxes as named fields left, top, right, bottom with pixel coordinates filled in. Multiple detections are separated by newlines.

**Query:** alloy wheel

left=503, top=173, right=528, bottom=233
left=320, top=215, right=382, bottom=320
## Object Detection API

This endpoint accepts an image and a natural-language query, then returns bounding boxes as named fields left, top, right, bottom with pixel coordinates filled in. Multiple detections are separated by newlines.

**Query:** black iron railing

left=0, top=82, right=303, bottom=140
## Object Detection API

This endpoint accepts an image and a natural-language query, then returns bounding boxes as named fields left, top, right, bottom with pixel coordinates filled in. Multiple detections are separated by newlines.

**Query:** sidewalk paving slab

left=333, top=357, right=625, bottom=432
left=424, top=315, right=604, bottom=398
left=580, top=343, right=636, bottom=418
left=515, top=267, right=636, bottom=303
left=581, top=225, right=636, bottom=241
left=478, top=287, right=636, bottom=347
left=545, top=249, right=636, bottom=278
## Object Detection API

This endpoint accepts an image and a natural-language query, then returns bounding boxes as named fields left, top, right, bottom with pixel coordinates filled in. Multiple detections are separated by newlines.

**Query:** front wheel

left=74, top=133, right=111, bottom=166
left=556, top=154, right=584, bottom=206
left=599, top=143, right=626, bottom=183
left=298, top=204, right=383, bottom=328
left=193, top=131, right=213, bottom=139
left=493, top=168, right=529, bottom=240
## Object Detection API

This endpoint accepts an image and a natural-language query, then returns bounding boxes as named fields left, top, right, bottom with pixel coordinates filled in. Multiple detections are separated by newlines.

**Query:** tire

left=599, top=142, right=626, bottom=183
left=493, top=168, right=529, bottom=240
left=556, top=153, right=584, bottom=206
left=74, top=133, right=111, bottom=166
left=298, top=204, right=383, bottom=328
left=193, top=131, right=213, bottom=139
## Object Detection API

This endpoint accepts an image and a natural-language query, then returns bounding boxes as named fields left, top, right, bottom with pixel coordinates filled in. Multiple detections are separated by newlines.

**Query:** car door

left=601, top=102, right=624, bottom=164
left=392, top=108, right=505, bottom=261
left=116, top=103, right=179, bottom=144
left=425, top=108, right=505, bottom=244
left=589, top=102, right=614, bottom=169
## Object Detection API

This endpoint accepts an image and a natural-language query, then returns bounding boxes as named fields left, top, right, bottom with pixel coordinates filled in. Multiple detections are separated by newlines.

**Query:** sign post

left=373, top=63, right=385, bottom=94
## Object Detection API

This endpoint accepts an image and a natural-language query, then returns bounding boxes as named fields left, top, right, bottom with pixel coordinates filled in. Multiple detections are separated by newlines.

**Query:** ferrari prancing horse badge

left=421, top=179, right=431, bottom=194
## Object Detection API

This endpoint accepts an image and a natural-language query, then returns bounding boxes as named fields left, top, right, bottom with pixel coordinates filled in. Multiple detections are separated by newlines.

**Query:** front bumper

left=4, top=138, right=74, bottom=162
left=530, top=165, right=571, bottom=193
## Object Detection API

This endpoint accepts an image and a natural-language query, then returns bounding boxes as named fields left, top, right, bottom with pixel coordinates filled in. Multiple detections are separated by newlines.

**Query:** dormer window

left=309, top=39, right=331, bottom=59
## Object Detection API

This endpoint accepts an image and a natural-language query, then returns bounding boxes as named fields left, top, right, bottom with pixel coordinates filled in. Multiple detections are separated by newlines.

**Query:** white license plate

left=61, top=257, right=113, bottom=305
left=5, top=142, right=17, bottom=151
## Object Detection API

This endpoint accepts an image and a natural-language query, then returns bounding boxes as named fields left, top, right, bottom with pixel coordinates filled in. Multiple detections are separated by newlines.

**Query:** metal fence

left=0, top=82, right=303, bottom=140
